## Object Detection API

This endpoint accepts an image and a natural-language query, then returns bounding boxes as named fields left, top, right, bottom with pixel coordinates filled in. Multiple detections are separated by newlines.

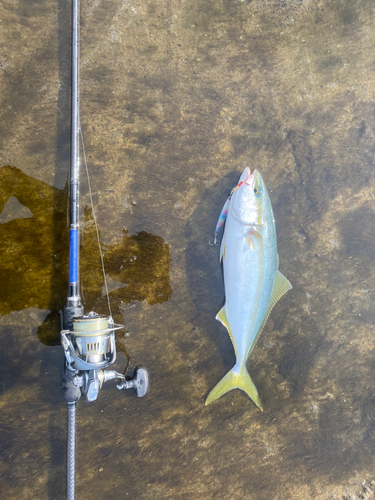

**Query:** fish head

left=231, top=167, right=271, bottom=225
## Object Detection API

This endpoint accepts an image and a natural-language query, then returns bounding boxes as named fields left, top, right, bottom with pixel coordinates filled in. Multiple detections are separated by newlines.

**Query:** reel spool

left=72, top=314, right=115, bottom=366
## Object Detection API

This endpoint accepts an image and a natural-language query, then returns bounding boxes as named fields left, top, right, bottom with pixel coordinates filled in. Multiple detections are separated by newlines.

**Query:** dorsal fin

left=216, top=306, right=237, bottom=356
left=248, top=270, right=292, bottom=356
left=270, top=270, right=292, bottom=307
left=263, top=270, right=292, bottom=328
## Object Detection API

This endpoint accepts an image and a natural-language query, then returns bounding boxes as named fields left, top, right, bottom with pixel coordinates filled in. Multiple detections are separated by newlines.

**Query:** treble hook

left=209, top=232, right=219, bottom=246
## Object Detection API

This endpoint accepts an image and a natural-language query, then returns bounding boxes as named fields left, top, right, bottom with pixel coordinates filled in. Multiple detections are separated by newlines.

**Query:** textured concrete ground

left=1, top=0, right=375, bottom=499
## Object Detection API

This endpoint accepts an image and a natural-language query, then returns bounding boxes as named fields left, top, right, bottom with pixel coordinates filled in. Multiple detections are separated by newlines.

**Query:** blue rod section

left=69, top=229, right=78, bottom=284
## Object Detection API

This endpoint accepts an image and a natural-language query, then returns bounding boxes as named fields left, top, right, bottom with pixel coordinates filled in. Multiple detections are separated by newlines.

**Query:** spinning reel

left=61, top=311, right=148, bottom=404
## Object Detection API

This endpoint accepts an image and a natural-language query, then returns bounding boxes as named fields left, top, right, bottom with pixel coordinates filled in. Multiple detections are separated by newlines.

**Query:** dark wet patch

left=81, top=208, right=172, bottom=312
left=0, top=167, right=171, bottom=346
left=0, top=166, right=69, bottom=318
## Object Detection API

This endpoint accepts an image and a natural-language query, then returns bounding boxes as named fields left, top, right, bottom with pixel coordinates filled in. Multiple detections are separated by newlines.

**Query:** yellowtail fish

left=206, top=167, right=292, bottom=410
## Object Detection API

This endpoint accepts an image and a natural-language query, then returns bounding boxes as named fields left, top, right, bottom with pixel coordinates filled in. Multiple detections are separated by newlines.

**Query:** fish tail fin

left=205, top=365, right=263, bottom=411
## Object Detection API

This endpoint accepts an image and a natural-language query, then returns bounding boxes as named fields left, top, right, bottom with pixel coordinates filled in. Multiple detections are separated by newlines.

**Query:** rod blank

left=68, top=0, right=80, bottom=301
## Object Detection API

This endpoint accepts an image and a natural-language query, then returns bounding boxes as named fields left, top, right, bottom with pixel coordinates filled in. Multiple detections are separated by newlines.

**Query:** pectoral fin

left=246, top=235, right=255, bottom=250
left=245, top=228, right=262, bottom=250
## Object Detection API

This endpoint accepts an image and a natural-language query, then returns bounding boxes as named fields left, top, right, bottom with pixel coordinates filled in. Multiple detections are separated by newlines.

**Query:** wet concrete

left=1, top=0, right=375, bottom=499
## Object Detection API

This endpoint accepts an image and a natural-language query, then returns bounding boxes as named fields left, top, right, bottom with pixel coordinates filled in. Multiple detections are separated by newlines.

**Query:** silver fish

left=206, top=167, right=292, bottom=410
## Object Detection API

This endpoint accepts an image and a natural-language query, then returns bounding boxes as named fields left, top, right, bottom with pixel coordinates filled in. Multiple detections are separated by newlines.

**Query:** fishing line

left=79, top=116, right=113, bottom=319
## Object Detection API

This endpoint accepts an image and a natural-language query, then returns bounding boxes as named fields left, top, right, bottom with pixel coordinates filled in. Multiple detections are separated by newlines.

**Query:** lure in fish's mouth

left=231, top=168, right=263, bottom=225
left=230, top=168, right=256, bottom=195
left=244, top=168, right=256, bottom=184
left=210, top=168, right=263, bottom=246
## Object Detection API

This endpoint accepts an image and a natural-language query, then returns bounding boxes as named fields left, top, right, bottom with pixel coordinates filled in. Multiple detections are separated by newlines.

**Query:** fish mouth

left=239, top=167, right=256, bottom=186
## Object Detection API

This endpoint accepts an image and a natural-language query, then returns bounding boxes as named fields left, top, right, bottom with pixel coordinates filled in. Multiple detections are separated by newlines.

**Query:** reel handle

left=117, top=367, right=149, bottom=398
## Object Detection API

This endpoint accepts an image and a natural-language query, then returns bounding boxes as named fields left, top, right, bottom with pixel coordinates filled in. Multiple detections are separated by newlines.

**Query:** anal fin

left=216, top=306, right=237, bottom=357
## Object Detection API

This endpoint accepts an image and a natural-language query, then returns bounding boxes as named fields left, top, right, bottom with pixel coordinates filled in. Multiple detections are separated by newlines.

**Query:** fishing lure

left=209, top=181, right=245, bottom=245
left=209, top=195, right=231, bottom=245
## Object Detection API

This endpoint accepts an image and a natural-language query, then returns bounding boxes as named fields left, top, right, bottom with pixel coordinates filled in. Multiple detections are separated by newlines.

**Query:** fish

left=206, top=167, right=292, bottom=410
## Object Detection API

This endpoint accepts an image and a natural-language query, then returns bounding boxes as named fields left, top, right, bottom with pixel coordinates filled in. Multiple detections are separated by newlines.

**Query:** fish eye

left=254, top=186, right=262, bottom=197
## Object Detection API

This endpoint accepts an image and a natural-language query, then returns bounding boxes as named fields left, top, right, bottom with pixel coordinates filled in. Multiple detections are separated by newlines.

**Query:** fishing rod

left=60, top=1, right=149, bottom=499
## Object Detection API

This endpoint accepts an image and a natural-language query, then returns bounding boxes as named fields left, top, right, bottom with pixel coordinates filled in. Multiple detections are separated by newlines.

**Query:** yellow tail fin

left=205, top=366, right=263, bottom=410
